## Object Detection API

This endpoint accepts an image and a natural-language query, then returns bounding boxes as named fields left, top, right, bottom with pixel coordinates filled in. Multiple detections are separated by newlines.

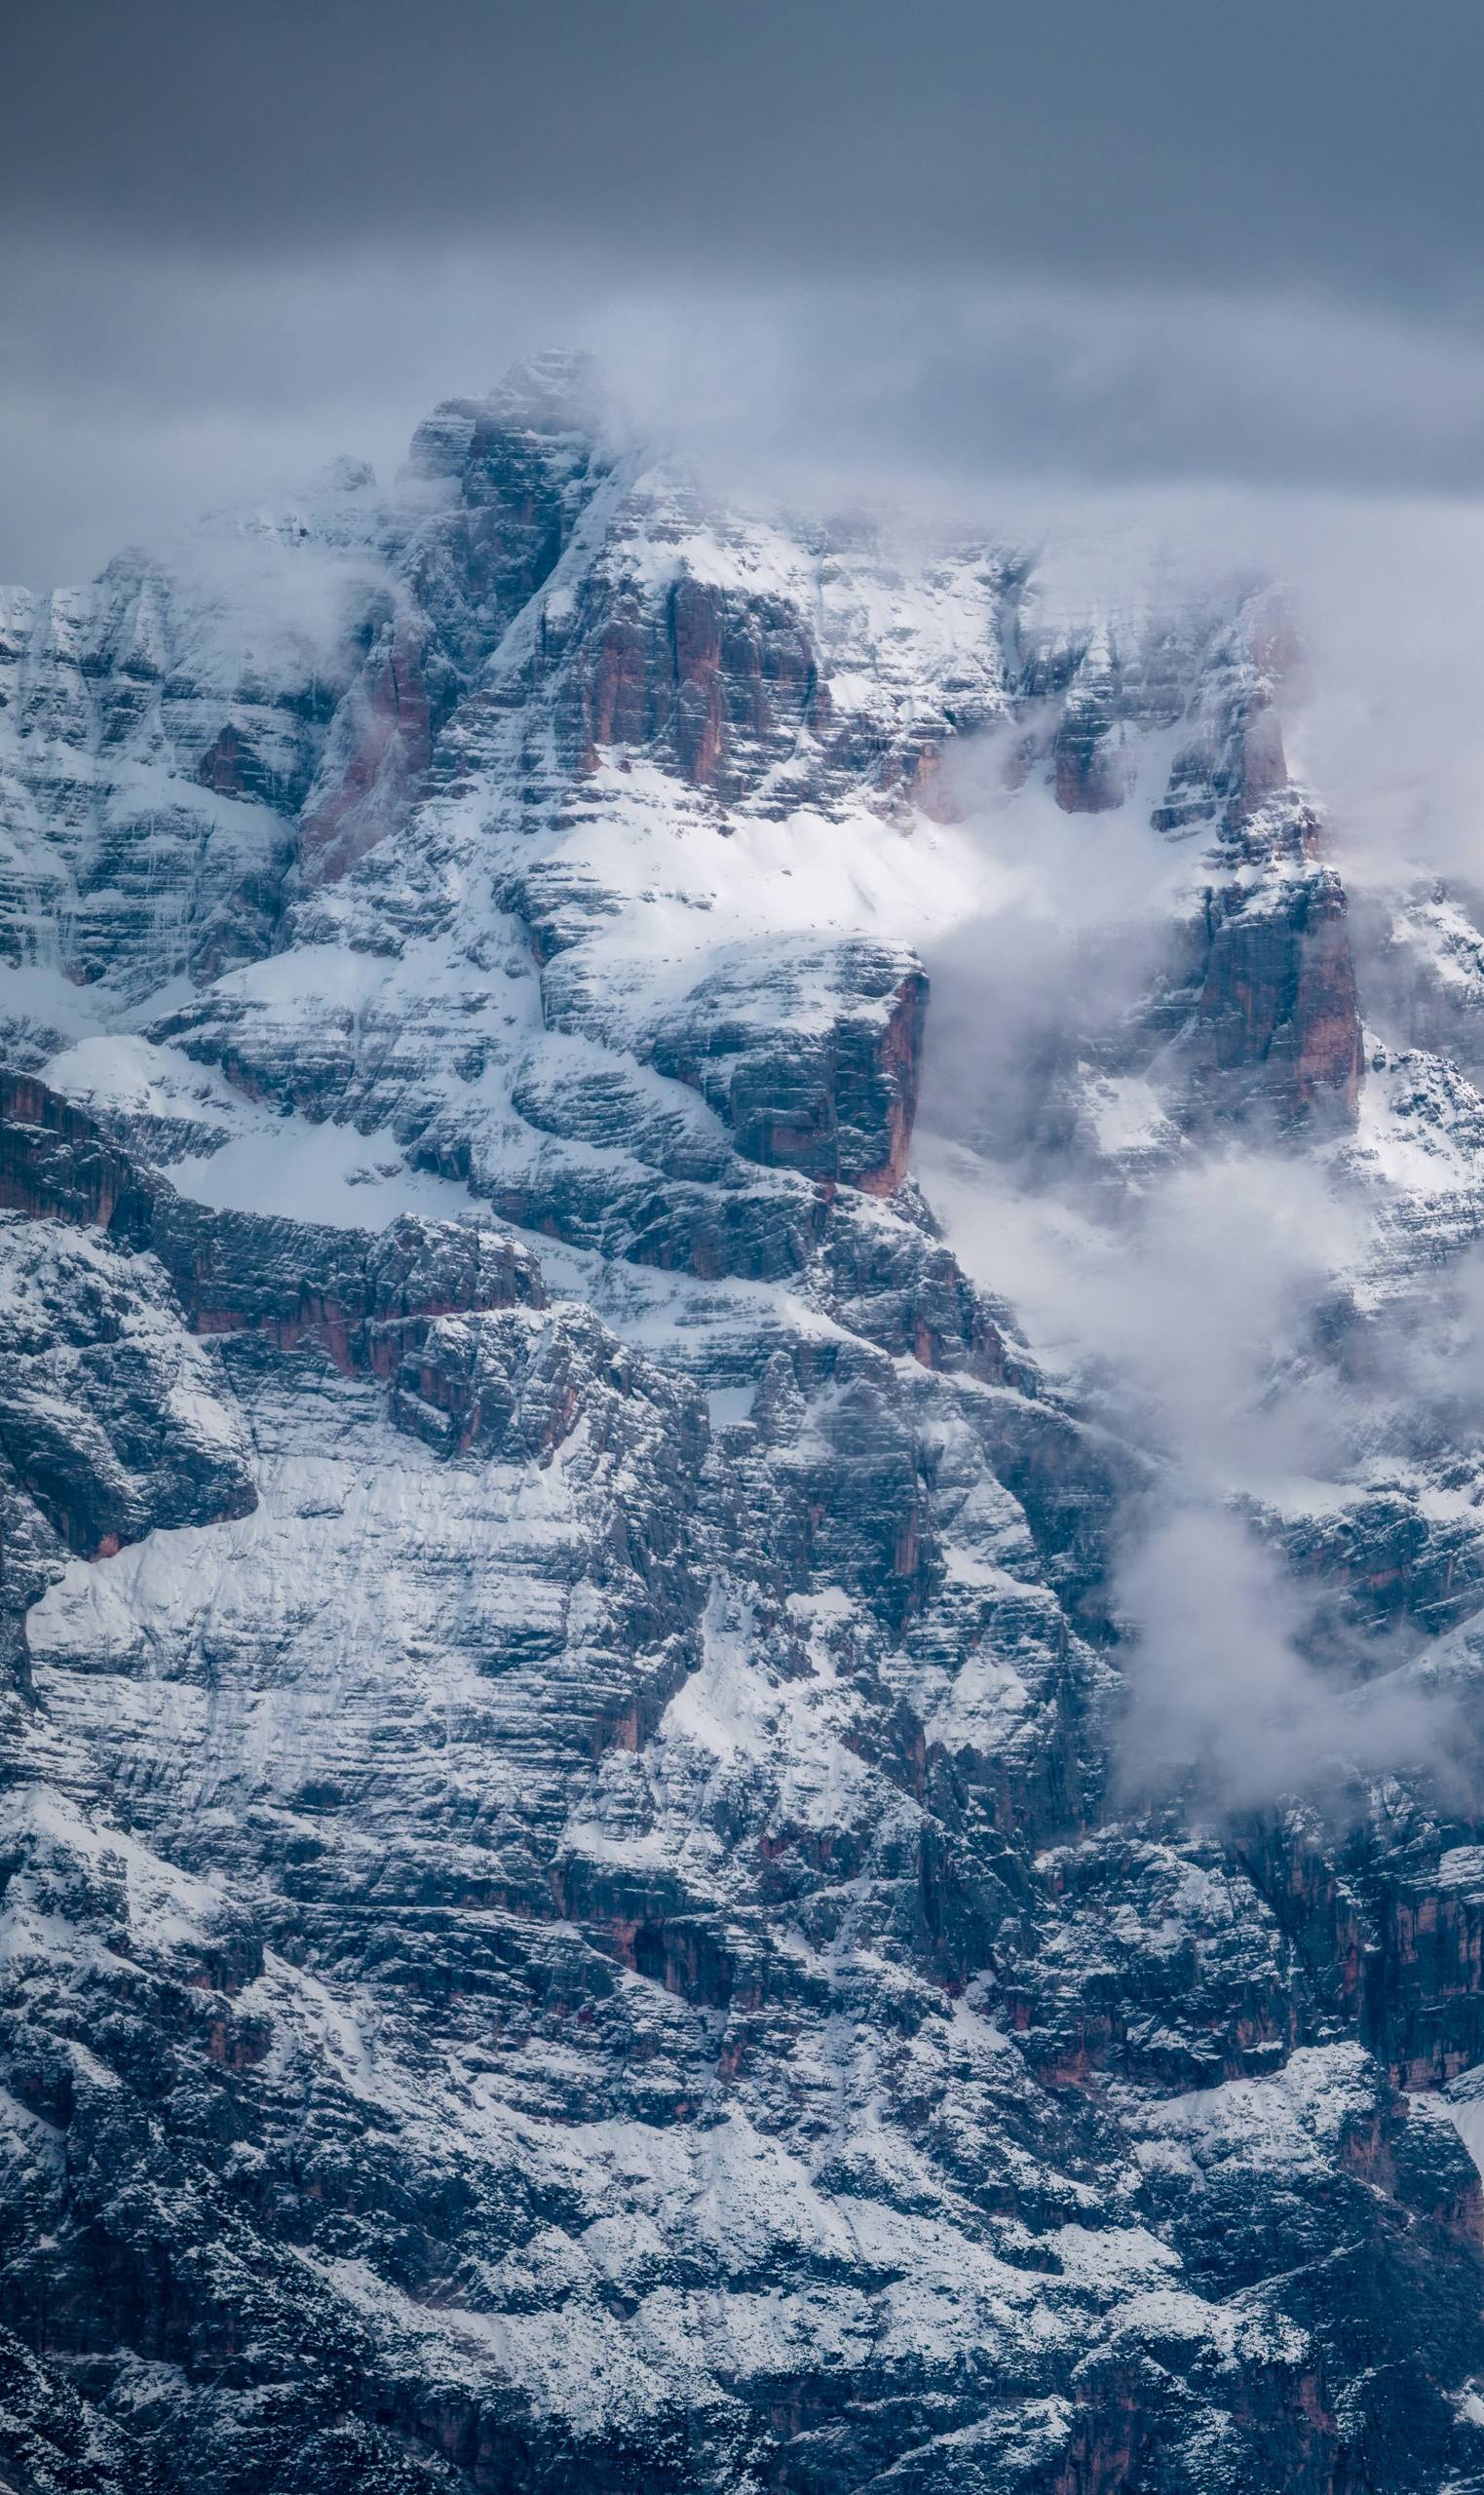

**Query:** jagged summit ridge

left=484, top=344, right=610, bottom=430
left=403, top=350, right=614, bottom=485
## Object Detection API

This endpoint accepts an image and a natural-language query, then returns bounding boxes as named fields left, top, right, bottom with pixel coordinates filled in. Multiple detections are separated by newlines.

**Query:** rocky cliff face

left=4, top=357, right=1484, bottom=2495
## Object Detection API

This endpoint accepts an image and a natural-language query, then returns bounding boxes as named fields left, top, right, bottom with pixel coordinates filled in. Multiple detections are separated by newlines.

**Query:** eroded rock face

left=5, top=364, right=1484, bottom=2495
left=1002, top=593, right=1366, bottom=1140
left=1193, top=862, right=1364, bottom=1126
left=645, top=941, right=928, bottom=1194
left=0, top=1213, right=255, bottom=1701
left=0, top=1073, right=546, bottom=1369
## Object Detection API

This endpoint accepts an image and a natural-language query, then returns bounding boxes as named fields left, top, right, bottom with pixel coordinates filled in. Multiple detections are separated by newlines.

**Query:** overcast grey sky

left=5, top=0, right=1484, bottom=580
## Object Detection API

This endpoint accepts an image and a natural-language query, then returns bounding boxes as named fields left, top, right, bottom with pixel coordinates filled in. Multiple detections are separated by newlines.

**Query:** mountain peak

left=485, top=346, right=607, bottom=434
left=401, top=349, right=612, bottom=485
left=6, top=365, right=1484, bottom=2495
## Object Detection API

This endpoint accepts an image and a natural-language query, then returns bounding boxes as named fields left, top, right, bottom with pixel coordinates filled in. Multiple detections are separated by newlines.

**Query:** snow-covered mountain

left=7, top=352, right=1484, bottom=2494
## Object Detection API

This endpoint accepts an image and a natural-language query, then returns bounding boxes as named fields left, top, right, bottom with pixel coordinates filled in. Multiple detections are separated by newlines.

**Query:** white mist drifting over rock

left=914, top=507, right=1484, bottom=1811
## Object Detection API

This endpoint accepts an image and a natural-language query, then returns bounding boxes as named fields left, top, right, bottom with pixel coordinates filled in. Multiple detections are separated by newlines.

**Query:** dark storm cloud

left=7, top=0, right=1484, bottom=312
left=5, top=0, right=1484, bottom=582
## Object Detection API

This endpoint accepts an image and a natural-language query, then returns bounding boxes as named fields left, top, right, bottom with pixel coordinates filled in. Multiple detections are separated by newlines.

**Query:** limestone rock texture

left=4, top=355, right=1484, bottom=2494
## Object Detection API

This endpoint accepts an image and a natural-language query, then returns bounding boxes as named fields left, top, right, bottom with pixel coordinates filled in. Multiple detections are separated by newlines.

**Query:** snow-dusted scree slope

left=7, top=353, right=1484, bottom=2492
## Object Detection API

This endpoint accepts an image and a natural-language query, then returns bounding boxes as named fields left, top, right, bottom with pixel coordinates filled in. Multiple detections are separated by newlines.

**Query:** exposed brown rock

left=1193, top=868, right=1363, bottom=1124
left=299, top=614, right=435, bottom=885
